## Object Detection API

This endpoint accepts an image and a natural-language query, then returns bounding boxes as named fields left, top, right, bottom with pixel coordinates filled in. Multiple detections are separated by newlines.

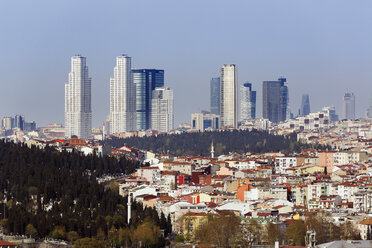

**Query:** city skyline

left=1, top=0, right=372, bottom=127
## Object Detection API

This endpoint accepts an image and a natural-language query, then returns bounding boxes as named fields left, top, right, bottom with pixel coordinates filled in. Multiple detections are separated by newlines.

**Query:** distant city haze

left=0, top=0, right=371, bottom=127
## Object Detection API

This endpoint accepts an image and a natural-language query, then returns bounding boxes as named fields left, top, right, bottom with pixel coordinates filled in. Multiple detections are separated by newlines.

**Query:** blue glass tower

left=262, top=78, right=289, bottom=123
left=210, top=77, right=220, bottom=115
left=132, top=69, right=164, bottom=130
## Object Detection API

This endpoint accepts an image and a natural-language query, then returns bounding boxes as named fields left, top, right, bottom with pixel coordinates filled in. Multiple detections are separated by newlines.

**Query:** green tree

left=25, top=224, right=37, bottom=237
left=286, top=220, right=306, bottom=246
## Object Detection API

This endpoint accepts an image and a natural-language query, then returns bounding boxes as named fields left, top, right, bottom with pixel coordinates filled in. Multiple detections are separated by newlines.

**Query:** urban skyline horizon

left=1, top=53, right=369, bottom=129
left=1, top=0, right=372, bottom=127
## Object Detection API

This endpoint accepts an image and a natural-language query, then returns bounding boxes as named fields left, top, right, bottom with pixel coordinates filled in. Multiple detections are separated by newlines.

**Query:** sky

left=0, top=0, right=371, bottom=127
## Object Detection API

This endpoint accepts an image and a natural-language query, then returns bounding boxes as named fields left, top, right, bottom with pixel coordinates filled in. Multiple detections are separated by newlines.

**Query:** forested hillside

left=0, top=141, right=170, bottom=247
left=108, top=129, right=322, bottom=156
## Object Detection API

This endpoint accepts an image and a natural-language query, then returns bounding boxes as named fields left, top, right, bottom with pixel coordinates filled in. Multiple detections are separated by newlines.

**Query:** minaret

left=211, top=141, right=215, bottom=158
left=127, top=193, right=131, bottom=224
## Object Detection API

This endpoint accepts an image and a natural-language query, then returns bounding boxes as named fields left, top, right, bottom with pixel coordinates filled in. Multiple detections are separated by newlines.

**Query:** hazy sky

left=1, top=0, right=372, bottom=127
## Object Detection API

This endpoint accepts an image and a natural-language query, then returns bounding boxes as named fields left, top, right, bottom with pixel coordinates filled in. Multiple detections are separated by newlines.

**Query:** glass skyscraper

left=240, top=82, right=256, bottom=121
left=210, top=77, right=220, bottom=115
left=262, top=77, right=289, bottom=123
left=300, top=94, right=310, bottom=116
left=132, top=69, right=164, bottom=130
left=343, top=92, right=355, bottom=120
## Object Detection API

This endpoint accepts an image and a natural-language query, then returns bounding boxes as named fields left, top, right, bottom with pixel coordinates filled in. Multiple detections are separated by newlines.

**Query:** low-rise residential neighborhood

left=2, top=117, right=372, bottom=246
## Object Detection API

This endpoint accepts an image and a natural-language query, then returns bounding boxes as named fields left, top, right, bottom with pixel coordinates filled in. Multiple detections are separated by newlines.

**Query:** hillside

left=107, top=129, right=321, bottom=156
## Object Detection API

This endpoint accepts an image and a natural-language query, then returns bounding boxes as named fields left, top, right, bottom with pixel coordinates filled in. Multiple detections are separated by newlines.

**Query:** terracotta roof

left=360, top=218, right=372, bottom=225
left=0, top=240, right=17, bottom=246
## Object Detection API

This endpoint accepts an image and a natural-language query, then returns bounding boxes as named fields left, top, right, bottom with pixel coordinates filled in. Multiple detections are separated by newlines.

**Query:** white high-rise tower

left=65, top=55, right=92, bottom=139
left=343, top=92, right=355, bottom=120
left=110, top=55, right=136, bottom=134
left=151, top=87, right=174, bottom=133
left=220, top=64, right=238, bottom=128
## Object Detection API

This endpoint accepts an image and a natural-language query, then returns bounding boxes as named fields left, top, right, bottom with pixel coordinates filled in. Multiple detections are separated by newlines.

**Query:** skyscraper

left=240, top=82, right=256, bottom=121
left=343, top=92, right=355, bottom=120
left=14, top=115, right=24, bottom=130
left=262, top=77, right=289, bottom=123
left=151, top=87, right=173, bottom=133
left=132, top=69, right=164, bottom=131
left=2, top=117, right=14, bottom=130
left=220, top=64, right=238, bottom=128
left=367, top=95, right=372, bottom=118
left=65, top=55, right=92, bottom=139
left=210, top=77, right=220, bottom=115
left=300, top=94, right=310, bottom=116
left=110, top=55, right=136, bottom=134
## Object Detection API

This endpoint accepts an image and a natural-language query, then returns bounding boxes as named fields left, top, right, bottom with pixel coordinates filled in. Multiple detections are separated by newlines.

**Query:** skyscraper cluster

left=64, top=55, right=173, bottom=139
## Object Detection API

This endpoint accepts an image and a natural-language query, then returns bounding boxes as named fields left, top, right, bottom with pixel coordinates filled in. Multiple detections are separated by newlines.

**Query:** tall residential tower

left=220, top=64, right=238, bottom=128
left=151, top=87, right=174, bottom=133
left=110, top=55, right=136, bottom=134
left=65, top=55, right=92, bottom=139
left=240, top=82, right=256, bottom=121
left=132, top=69, right=164, bottom=131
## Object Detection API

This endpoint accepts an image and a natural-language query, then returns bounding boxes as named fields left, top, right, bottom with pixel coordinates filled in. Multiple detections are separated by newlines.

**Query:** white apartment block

left=151, top=87, right=174, bottom=133
left=110, top=55, right=136, bottom=134
left=334, top=151, right=368, bottom=165
left=275, top=157, right=297, bottom=174
left=307, top=183, right=331, bottom=200
left=65, top=55, right=92, bottom=139
left=279, top=109, right=330, bottom=131
left=220, top=64, right=238, bottom=128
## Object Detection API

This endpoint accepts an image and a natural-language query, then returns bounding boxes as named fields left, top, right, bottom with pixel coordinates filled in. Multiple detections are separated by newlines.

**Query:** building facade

left=65, top=55, right=92, bottom=139
left=191, top=112, right=220, bottom=131
left=1, top=117, right=14, bottom=130
left=110, top=55, right=136, bottom=134
left=132, top=69, right=164, bottom=131
left=300, top=94, right=310, bottom=116
left=210, top=77, right=220, bottom=115
left=343, top=92, right=355, bottom=120
left=240, top=82, right=256, bottom=121
left=151, top=87, right=174, bottom=133
left=220, top=64, right=238, bottom=128
left=262, top=77, right=288, bottom=123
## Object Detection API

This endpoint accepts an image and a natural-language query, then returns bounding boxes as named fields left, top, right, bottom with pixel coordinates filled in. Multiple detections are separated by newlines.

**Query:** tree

left=67, top=231, right=80, bottom=242
left=196, top=212, right=240, bottom=247
left=25, top=224, right=37, bottom=237
left=266, top=222, right=284, bottom=245
left=340, top=221, right=360, bottom=240
left=231, top=219, right=263, bottom=248
left=133, top=217, right=161, bottom=247
left=286, top=220, right=306, bottom=246
left=74, top=237, right=106, bottom=248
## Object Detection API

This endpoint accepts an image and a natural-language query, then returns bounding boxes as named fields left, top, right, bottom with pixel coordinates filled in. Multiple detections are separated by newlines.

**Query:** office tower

left=132, top=69, right=164, bottom=130
left=65, top=55, right=92, bottom=139
left=342, top=92, right=355, bottom=120
left=110, top=55, right=136, bottom=134
left=191, top=112, right=220, bottom=131
left=322, top=106, right=339, bottom=122
left=220, top=64, right=238, bottom=128
left=24, top=121, right=36, bottom=131
left=2, top=117, right=14, bottom=130
left=300, top=94, right=310, bottom=116
left=240, top=82, right=256, bottom=121
left=367, top=95, right=372, bottom=118
left=14, top=115, right=24, bottom=130
left=210, top=77, right=220, bottom=115
left=262, top=77, right=289, bottom=123
left=151, top=87, right=173, bottom=133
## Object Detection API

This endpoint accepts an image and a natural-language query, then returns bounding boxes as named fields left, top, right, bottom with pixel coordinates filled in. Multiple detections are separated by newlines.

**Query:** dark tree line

left=107, top=129, right=324, bottom=156
left=0, top=141, right=170, bottom=247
